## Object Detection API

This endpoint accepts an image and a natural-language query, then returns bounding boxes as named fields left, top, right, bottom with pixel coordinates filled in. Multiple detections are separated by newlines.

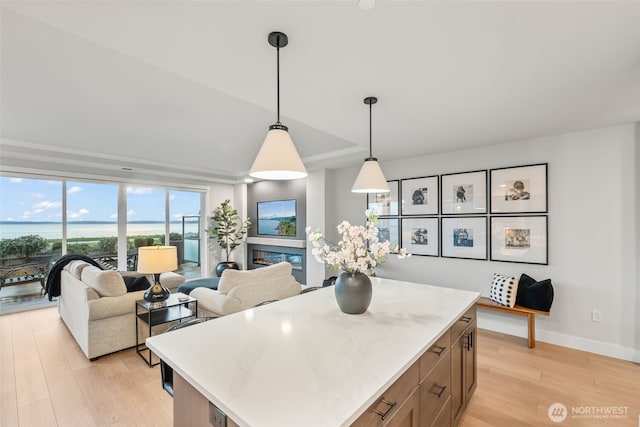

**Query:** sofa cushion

left=218, top=262, right=293, bottom=295
left=64, top=260, right=92, bottom=279
left=123, top=275, right=151, bottom=292
left=81, top=266, right=127, bottom=297
left=160, top=271, right=186, bottom=290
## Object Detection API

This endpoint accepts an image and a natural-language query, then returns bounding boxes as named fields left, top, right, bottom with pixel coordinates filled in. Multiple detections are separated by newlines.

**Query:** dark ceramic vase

left=334, top=271, right=372, bottom=314
left=216, top=261, right=239, bottom=277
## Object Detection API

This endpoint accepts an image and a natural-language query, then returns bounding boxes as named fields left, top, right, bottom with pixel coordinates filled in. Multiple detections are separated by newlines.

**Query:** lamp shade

left=351, top=158, right=390, bottom=193
left=137, top=246, right=178, bottom=274
left=249, top=128, right=307, bottom=180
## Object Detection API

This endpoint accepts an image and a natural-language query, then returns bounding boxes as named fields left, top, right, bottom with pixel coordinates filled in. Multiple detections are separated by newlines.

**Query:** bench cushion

left=516, top=274, right=554, bottom=312
left=490, top=273, right=519, bottom=307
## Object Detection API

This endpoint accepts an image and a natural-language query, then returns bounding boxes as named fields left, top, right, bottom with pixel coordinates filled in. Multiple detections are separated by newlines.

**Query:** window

left=1, top=173, right=205, bottom=312
left=66, top=181, right=118, bottom=266
left=170, top=190, right=201, bottom=267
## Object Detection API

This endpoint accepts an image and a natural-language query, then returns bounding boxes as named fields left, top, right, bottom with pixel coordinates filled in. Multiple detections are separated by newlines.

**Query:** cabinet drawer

left=431, top=396, right=451, bottom=427
left=352, top=361, right=419, bottom=427
left=419, top=351, right=451, bottom=427
left=451, top=306, right=476, bottom=340
left=419, top=330, right=450, bottom=382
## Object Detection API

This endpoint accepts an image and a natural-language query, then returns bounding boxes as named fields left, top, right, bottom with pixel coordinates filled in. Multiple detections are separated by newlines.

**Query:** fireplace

left=247, top=243, right=305, bottom=284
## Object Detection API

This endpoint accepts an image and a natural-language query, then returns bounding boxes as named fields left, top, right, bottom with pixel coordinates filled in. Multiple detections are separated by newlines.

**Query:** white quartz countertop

left=146, top=277, right=479, bottom=427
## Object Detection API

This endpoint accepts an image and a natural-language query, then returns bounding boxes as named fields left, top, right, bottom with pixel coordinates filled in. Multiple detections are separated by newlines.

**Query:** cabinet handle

left=372, top=398, right=396, bottom=420
left=463, top=331, right=474, bottom=351
left=431, top=345, right=446, bottom=356
left=461, top=316, right=472, bottom=323
left=430, top=384, right=447, bottom=398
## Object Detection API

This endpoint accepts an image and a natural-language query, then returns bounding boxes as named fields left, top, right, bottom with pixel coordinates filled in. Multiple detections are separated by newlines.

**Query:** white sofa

left=58, top=260, right=185, bottom=359
left=191, top=262, right=302, bottom=318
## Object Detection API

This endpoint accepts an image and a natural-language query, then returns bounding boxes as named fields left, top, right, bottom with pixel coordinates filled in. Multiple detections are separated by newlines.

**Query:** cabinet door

left=450, top=333, right=464, bottom=427
left=464, top=322, right=477, bottom=400
left=386, top=388, right=420, bottom=427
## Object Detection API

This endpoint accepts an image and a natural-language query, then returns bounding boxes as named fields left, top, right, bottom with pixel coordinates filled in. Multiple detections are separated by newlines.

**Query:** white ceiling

left=1, top=1, right=639, bottom=185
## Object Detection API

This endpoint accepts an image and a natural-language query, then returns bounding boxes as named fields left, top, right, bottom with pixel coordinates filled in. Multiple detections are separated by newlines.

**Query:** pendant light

left=351, top=96, right=390, bottom=193
left=249, top=31, right=307, bottom=180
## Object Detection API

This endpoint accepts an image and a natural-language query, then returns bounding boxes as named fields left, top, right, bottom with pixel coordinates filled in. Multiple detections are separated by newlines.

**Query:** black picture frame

left=490, top=215, right=548, bottom=265
left=367, top=180, right=399, bottom=216
left=441, top=170, right=487, bottom=215
left=401, top=217, right=439, bottom=257
left=490, top=163, right=548, bottom=214
left=400, top=176, right=439, bottom=216
left=375, top=218, right=400, bottom=252
left=441, top=216, right=487, bottom=260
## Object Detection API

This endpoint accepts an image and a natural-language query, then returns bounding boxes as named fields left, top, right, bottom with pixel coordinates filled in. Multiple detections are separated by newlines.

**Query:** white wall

left=306, top=170, right=328, bottom=285
left=327, top=124, right=639, bottom=362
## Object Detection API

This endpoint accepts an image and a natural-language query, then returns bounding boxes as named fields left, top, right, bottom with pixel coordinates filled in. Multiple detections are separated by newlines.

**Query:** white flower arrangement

left=306, top=210, right=410, bottom=274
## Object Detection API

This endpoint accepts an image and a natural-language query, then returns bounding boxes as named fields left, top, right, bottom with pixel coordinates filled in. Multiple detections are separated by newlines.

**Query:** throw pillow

left=123, top=275, right=151, bottom=292
left=81, top=266, right=127, bottom=297
left=490, top=273, right=519, bottom=308
left=516, top=273, right=554, bottom=312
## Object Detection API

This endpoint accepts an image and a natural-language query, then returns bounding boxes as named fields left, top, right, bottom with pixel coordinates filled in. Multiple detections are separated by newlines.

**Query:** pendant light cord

left=276, top=38, right=281, bottom=124
left=369, top=101, right=373, bottom=157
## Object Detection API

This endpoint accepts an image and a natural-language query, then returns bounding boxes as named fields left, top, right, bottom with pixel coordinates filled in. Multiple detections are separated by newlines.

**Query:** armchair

left=190, top=262, right=301, bottom=317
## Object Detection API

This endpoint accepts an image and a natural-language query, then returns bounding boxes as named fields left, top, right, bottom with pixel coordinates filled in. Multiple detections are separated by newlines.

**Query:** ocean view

left=0, top=222, right=187, bottom=240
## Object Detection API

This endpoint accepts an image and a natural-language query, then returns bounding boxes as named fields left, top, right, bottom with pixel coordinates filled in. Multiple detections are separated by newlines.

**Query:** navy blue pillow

left=516, top=273, right=554, bottom=312
left=123, top=276, right=151, bottom=292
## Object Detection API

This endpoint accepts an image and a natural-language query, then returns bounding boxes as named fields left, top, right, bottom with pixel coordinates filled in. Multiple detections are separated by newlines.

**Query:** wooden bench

left=477, top=296, right=550, bottom=348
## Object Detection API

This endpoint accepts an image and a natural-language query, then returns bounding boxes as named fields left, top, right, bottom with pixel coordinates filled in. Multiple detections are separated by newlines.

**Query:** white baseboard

left=477, top=313, right=640, bottom=363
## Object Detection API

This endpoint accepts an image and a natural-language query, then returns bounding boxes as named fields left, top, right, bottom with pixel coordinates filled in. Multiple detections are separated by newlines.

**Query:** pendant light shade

left=352, top=96, right=390, bottom=193
left=250, top=31, right=307, bottom=180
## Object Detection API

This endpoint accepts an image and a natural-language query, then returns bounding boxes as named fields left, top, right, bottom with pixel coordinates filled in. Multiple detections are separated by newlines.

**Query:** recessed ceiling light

left=358, top=0, right=375, bottom=11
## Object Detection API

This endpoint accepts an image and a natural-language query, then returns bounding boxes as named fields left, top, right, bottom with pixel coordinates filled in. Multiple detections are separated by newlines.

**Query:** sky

left=0, top=177, right=201, bottom=222
left=257, top=199, right=296, bottom=219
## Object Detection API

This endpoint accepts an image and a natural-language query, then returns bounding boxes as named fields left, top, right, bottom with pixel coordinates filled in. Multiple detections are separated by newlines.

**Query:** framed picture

left=400, top=176, right=439, bottom=216
left=441, top=170, right=487, bottom=214
left=441, top=216, right=487, bottom=260
left=375, top=218, right=400, bottom=252
left=490, top=163, right=547, bottom=213
left=257, top=199, right=297, bottom=236
left=490, top=216, right=548, bottom=264
left=367, top=180, right=399, bottom=216
left=401, top=217, right=439, bottom=257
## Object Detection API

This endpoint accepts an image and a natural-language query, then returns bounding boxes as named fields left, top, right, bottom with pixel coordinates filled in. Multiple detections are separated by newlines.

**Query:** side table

left=136, top=292, right=198, bottom=367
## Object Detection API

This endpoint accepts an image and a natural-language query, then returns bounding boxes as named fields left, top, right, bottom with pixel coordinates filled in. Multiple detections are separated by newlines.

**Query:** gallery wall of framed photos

left=366, top=163, right=548, bottom=265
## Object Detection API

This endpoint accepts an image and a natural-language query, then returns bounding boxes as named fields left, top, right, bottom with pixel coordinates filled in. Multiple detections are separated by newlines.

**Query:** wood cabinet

left=352, top=362, right=420, bottom=427
left=356, top=304, right=478, bottom=427
left=451, top=307, right=477, bottom=427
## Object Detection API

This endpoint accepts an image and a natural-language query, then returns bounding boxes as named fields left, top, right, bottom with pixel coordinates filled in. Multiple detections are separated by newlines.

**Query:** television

left=257, top=199, right=297, bottom=236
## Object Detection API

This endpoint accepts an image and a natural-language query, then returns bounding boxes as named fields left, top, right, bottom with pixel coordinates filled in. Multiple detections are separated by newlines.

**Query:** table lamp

left=137, top=246, right=178, bottom=308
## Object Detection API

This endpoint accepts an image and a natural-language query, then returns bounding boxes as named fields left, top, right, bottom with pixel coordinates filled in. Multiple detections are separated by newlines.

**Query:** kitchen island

left=146, top=277, right=480, bottom=427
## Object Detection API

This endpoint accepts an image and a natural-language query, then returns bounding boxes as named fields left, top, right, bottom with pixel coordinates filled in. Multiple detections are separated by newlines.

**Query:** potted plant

left=208, top=199, right=251, bottom=277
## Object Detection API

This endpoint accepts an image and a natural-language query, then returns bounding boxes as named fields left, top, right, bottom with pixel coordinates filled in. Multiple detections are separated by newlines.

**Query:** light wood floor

left=1, top=307, right=638, bottom=427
